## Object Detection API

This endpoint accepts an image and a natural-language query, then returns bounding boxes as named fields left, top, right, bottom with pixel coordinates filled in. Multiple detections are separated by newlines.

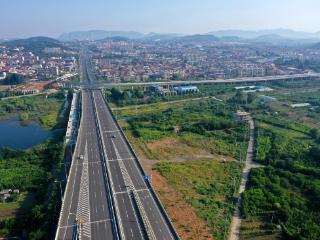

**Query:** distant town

left=0, top=38, right=78, bottom=96
left=1, top=33, right=320, bottom=99
left=90, top=35, right=320, bottom=83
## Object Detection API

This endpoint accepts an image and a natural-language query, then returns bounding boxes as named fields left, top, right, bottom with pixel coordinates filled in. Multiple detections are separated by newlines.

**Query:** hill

left=209, top=29, right=320, bottom=40
left=3, top=37, right=64, bottom=54
left=172, top=34, right=219, bottom=44
left=143, top=33, right=183, bottom=41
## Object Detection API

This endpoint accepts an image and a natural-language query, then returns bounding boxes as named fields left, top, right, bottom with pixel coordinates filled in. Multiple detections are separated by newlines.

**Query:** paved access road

left=92, top=90, right=176, bottom=240
left=228, top=117, right=262, bottom=240
left=55, top=90, right=116, bottom=240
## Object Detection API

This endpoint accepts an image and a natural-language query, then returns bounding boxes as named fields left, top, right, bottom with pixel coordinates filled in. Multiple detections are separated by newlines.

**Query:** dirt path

left=228, top=117, right=262, bottom=240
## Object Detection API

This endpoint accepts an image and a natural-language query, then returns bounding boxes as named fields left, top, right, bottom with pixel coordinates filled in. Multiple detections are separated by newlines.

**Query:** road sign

left=144, top=175, right=152, bottom=180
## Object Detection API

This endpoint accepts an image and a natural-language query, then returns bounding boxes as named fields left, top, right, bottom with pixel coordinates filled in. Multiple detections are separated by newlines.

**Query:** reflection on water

left=0, top=116, right=53, bottom=150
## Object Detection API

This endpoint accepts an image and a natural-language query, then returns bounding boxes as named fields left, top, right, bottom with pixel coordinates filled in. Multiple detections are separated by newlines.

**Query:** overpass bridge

left=75, top=73, right=320, bottom=89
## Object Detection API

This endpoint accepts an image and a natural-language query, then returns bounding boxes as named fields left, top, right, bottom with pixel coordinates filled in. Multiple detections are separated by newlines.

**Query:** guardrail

left=55, top=91, right=82, bottom=240
left=100, top=90, right=180, bottom=240
left=90, top=91, right=122, bottom=240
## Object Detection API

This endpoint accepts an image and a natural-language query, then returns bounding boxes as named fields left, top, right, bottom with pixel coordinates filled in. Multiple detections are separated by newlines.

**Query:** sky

left=1, top=0, right=320, bottom=38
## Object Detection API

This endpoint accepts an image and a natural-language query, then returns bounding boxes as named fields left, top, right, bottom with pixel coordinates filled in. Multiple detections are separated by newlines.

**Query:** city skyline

left=1, top=0, right=320, bottom=38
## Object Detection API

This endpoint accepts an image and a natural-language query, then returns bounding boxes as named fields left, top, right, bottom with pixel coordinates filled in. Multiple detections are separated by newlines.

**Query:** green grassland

left=119, top=99, right=249, bottom=160
left=116, top=98, right=248, bottom=239
left=155, top=160, right=242, bottom=240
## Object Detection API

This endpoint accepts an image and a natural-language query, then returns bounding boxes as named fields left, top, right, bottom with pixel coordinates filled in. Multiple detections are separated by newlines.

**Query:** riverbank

left=0, top=92, right=69, bottom=238
left=0, top=91, right=67, bottom=130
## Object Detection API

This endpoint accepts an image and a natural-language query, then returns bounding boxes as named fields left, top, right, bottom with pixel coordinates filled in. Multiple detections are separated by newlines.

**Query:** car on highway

left=79, top=155, right=84, bottom=160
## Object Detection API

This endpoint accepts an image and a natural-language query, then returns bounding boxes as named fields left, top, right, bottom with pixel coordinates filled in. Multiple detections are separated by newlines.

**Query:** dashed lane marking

left=59, top=218, right=113, bottom=229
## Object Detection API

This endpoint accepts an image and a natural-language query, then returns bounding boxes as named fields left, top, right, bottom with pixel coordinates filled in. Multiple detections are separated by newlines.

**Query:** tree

left=110, top=88, right=123, bottom=102
left=20, top=112, right=29, bottom=122
left=247, top=92, right=257, bottom=104
left=309, top=128, right=319, bottom=139
left=233, top=91, right=246, bottom=104
left=171, top=73, right=182, bottom=80
left=3, top=74, right=26, bottom=85
left=309, top=145, right=320, bottom=162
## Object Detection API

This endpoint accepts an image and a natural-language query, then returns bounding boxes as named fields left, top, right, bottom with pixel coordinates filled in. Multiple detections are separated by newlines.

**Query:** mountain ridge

left=208, top=29, right=320, bottom=39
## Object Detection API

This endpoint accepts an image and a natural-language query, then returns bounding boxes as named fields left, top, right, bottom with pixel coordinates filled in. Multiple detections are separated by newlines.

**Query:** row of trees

left=230, top=91, right=257, bottom=105
left=106, top=87, right=144, bottom=104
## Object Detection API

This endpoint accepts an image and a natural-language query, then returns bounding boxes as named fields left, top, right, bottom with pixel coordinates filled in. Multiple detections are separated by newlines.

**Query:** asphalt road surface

left=92, top=90, right=176, bottom=240
left=56, top=52, right=178, bottom=239
left=55, top=90, right=116, bottom=240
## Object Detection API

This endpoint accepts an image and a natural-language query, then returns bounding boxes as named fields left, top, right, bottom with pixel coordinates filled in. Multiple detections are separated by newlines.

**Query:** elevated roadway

left=55, top=52, right=179, bottom=239
left=76, top=73, right=320, bottom=89
left=92, top=90, right=178, bottom=239
left=55, top=90, right=117, bottom=240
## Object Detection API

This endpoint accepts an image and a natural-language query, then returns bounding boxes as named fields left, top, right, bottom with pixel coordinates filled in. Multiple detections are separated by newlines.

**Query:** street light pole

left=55, top=180, right=63, bottom=202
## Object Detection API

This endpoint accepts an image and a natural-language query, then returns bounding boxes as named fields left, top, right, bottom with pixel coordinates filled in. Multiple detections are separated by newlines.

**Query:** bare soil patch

left=151, top=170, right=214, bottom=240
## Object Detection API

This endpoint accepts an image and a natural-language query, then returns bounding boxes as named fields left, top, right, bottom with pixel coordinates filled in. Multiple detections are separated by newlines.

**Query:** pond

left=0, top=116, right=53, bottom=150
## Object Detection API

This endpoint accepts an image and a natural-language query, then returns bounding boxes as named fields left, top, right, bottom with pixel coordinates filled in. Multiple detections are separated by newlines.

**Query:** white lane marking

left=59, top=218, right=113, bottom=229
left=106, top=157, right=135, bottom=162
left=113, top=188, right=150, bottom=195
left=76, top=141, right=91, bottom=238
left=103, top=130, right=120, bottom=133
left=72, top=161, right=102, bottom=166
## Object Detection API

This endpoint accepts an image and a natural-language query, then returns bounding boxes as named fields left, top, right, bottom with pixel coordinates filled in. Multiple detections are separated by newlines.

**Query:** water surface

left=0, top=117, right=53, bottom=150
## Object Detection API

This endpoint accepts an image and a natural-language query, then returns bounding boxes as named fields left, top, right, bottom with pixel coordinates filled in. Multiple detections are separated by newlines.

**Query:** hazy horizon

left=1, top=0, right=320, bottom=38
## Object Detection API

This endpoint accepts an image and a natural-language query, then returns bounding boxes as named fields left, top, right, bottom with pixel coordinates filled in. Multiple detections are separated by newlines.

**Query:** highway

left=55, top=52, right=179, bottom=239
left=55, top=90, right=117, bottom=240
left=93, top=90, right=177, bottom=240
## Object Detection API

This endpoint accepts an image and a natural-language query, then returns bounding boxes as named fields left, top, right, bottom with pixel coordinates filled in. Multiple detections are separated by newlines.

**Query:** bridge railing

left=55, top=91, right=82, bottom=240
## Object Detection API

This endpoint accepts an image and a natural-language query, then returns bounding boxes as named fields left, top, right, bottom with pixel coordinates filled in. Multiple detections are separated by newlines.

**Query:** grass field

left=155, top=160, right=242, bottom=240
left=0, top=192, right=35, bottom=219
left=116, top=98, right=247, bottom=240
